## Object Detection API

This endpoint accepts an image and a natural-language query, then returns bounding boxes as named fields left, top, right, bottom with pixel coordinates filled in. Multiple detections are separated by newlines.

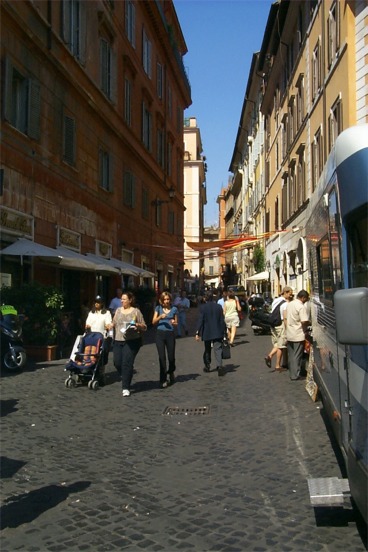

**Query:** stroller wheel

left=65, top=377, right=76, bottom=388
left=91, top=380, right=99, bottom=390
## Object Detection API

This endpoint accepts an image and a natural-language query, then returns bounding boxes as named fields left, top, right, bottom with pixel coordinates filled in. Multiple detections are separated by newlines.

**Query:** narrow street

left=1, top=310, right=366, bottom=551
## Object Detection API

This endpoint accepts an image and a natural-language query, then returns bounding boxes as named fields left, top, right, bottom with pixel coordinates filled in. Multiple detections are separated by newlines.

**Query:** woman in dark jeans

left=152, top=292, right=178, bottom=388
left=112, top=291, right=147, bottom=397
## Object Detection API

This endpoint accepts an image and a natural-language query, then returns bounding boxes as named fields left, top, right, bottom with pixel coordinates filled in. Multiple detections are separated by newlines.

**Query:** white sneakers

left=122, top=389, right=131, bottom=397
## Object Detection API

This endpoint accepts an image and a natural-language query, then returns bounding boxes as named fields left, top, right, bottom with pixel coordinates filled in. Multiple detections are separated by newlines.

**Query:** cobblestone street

left=1, top=310, right=366, bottom=551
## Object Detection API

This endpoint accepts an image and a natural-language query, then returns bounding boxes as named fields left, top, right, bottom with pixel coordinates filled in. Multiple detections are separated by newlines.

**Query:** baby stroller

left=64, top=331, right=105, bottom=390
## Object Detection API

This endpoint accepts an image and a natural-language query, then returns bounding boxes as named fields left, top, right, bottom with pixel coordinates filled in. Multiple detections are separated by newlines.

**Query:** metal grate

left=162, top=406, right=210, bottom=416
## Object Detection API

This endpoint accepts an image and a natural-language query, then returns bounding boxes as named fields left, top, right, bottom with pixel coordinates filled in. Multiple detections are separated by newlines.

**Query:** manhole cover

left=162, top=406, right=210, bottom=416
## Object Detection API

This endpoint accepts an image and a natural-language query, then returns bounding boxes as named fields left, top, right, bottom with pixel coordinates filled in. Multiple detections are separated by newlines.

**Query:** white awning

left=246, top=270, right=269, bottom=281
left=86, top=253, right=154, bottom=277
left=0, top=238, right=118, bottom=274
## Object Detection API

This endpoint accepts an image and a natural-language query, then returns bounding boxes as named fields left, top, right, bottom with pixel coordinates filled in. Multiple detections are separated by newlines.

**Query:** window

left=142, top=187, right=149, bottom=220
left=167, top=140, right=172, bottom=177
left=289, top=161, right=296, bottom=215
left=328, top=190, right=342, bottom=291
left=346, top=205, right=368, bottom=288
left=63, top=115, right=76, bottom=165
left=281, top=174, right=288, bottom=224
left=328, top=97, right=342, bottom=152
left=317, top=238, right=333, bottom=301
left=61, top=0, right=86, bottom=62
left=297, top=145, right=306, bottom=207
left=99, top=149, right=112, bottom=191
left=312, top=40, right=321, bottom=99
left=100, top=38, right=113, bottom=99
left=281, top=114, right=288, bottom=158
left=123, top=170, right=136, bottom=207
left=167, top=85, right=172, bottom=118
left=142, top=29, right=152, bottom=78
left=288, top=96, right=295, bottom=144
left=124, top=77, right=132, bottom=126
left=168, top=210, right=175, bottom=235
left=312, top=128, right=323, bottom=191
left=142, top=102, right=152, bottom=150
left=125, top=0, right=135, bottom=47
left=157, top=128, right=165, bottom=168
left=157, top=62, right=163, bottom=99
left=4, top=58, right=40, bottom=139
left=296, top=74, right=304, bottom=129
left=275, top=197, right=279, bottom=230
left=328, top=1, right=339, bottom=67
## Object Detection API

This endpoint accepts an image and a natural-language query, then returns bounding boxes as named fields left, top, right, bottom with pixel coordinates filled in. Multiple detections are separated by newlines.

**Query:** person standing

left=223, top=290, right=241, bottom=346
left=285, top=289, right=310, bottom=380
left=152, top=292, right=178, bottom=388
left=174, top=290, right=190, bottom=337
left=264, top=286, right=293, bottom=372
left=195, top=290, right=226, bottom=376
left=85, top=296, right=113, bottom=370
left=112, top=291, right=147, bottom=397
left=108, top=288, right=123, bottom=317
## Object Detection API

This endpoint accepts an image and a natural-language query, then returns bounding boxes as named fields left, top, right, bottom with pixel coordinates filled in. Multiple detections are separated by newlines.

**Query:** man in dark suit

left=195, top=290, right=227, bottom=376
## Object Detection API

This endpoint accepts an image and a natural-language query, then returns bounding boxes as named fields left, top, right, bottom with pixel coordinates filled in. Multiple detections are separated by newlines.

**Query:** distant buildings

left=227, top=0, right=368, bottom=295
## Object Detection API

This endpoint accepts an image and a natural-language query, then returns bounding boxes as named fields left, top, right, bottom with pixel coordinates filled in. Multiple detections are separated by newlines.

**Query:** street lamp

left=152, top=186, right=176, bottom=206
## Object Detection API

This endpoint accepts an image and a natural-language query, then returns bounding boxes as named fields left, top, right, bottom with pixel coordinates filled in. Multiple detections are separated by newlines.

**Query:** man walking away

left=285, top=290, right=310, bottom=380
left=264, top=286, right=293, bottom=371
left=195, top=290, right=227, bottom=376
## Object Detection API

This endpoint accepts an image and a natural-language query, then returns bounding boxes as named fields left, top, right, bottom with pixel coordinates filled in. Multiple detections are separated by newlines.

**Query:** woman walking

left=223, top=290, right=241, bottom=345
left=112, top=291, right=147, bottom=397
left=152, top=292, right=178, bottom=388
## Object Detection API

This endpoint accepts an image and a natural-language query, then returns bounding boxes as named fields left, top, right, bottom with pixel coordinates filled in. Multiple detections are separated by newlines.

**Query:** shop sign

left=57, top=227, right=80, bottom=251
left=96, top=240, right=112, bottom=258
left=0, top=207, right=33, bottom=238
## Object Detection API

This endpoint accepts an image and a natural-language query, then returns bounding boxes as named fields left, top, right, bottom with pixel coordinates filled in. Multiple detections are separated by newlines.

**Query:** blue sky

left=174, top=0, right=272, bottom=226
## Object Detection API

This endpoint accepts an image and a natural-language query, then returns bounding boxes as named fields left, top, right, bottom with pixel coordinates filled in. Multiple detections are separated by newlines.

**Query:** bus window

left=328, top=190, right=342, bottom=291
left=317, top=238, right=333, bottom=302
left=346, top=206, right=368, bottom=288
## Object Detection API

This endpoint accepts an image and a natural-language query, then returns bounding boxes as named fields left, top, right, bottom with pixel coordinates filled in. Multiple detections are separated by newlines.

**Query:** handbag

left=222, top=337, right=231, bottom=359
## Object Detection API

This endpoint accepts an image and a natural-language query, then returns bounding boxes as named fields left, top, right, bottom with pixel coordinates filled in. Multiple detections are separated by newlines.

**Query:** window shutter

left=28, top=79, right=41, bottom=140
left=61, top=0, right=71, bottom=46
left=79, top=0, right=87, bottom=65
left=3, top=57, right=13, bottom=122
left=63, top=116, right=75, bottom=165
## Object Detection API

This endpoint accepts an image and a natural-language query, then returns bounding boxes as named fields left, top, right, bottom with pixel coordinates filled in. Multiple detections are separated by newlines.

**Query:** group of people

left=264, top=286, right=310, bottom=381
left=80, top=282, right=310, bottom=396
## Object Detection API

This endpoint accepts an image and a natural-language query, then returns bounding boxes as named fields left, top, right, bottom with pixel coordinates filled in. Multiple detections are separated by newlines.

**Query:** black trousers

left=113, top=339, right=141, bottom=390
left=155, top=330, right=176, bottom=383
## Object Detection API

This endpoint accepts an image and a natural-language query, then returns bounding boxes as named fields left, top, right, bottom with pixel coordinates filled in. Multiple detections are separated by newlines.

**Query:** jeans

left=156, top=330, right=176, bottom=383
left=113, top=339, right=141, bottom=390
left=203, top=338, right=223, bottom=369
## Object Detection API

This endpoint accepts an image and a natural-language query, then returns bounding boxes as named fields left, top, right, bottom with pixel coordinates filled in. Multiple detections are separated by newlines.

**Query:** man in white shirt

left=285, top=289, right=310, bottom=380
left=174, top=290, right=190, bottom=337
left=264, top=286, right=293, bottom=371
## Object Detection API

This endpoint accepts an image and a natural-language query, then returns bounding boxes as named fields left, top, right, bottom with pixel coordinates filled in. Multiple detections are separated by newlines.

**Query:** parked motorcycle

left=249, top=299, right=272, bottom=335
left=0, top=305, right=27, bottom=371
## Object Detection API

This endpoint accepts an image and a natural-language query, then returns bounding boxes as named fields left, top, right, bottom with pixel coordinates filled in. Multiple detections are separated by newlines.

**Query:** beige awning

left=246, top=270, right=269, bottom=281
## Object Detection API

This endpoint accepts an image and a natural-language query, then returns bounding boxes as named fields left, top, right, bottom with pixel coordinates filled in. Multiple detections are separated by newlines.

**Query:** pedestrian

left=217, top=289, right=228, bottom=308
left=108, top=288, right=123, bottom=317
left=284, top=289, right=310, bottom=380
left=264, top=286, right=294, bottom=372
left=85, top=296, right=113, bottom=379
left=152, top=291, right=178, bottom=388
left=112, top=291, right=147, bottom=397
left=223, top=290, right=241, bottom=346
left=195, top=290, right=226, bottom=376
left=173, top=289, right=190, bottom=337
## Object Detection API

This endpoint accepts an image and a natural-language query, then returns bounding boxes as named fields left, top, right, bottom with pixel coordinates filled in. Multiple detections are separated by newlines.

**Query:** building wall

left=1, top=0, right=191, bottom=301
left=183, top=117, right=206, bottom=289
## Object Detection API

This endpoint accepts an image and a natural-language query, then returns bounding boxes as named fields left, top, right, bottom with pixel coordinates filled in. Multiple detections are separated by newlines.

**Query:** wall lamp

left=152, top=186, right=176, bottom=206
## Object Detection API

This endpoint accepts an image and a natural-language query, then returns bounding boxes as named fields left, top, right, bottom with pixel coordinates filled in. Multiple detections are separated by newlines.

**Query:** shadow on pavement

left=0, top=481, right=91, bottom=529
left=0, top=456, right=26, bottom=479
left=0, top=399, right=19, bottom=417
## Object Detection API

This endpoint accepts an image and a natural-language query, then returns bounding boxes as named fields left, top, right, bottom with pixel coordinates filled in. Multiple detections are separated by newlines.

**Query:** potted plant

left=1, top=283, right=65, bottom=361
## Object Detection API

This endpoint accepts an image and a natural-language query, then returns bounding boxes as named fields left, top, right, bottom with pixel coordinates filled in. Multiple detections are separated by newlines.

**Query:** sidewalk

left=1, top=308, right=365, bottom=551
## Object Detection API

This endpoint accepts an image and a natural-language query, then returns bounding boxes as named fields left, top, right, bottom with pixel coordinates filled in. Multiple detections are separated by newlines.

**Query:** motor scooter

left=249, top=301, right=272, bottom=335
left=0, top=305, right=27, bottom=371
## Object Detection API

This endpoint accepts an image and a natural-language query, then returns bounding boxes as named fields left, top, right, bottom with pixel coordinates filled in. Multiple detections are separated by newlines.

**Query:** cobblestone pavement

left=1, top=309, right=367, bottom=552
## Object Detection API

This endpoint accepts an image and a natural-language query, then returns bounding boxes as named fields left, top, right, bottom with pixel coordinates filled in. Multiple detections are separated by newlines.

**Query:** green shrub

left=1, top=283, right=65, bottom=345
